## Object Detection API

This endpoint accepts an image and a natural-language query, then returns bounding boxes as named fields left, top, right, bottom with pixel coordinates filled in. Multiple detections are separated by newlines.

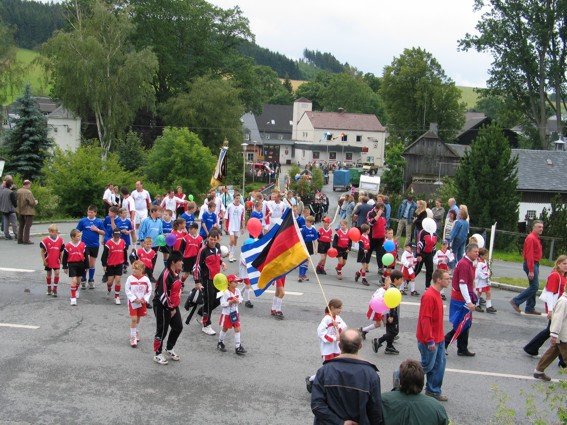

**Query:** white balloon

left=422, top=217, right=437, bottom=234
left=220, top=245, right=229, bottom=257
left=426, top=208, right=433, bottom=218
left=471, top=233, right=485, bottom=248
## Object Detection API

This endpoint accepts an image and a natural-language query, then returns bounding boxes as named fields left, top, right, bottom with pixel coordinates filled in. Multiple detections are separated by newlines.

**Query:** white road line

left=520, top=312, right=548, bottom=319
left=0, top=323, right=40, bottom=329
left=264, top=290, right=303, bottom=296
left=0, top=267, right=35, bottom=273
left=446, top=368, right=561, bottom=383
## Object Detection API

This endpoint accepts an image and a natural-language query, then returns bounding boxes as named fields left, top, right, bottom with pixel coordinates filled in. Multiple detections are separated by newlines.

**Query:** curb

left=491, top=281, right=542, bottom=295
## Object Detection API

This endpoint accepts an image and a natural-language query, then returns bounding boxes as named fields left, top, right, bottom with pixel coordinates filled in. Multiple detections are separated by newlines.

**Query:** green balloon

left=156, top=234, right=166, bottom=247
left=188, top=194, right=194, bottom=201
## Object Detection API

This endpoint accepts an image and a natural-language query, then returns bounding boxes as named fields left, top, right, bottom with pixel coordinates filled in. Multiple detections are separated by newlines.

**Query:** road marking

left=264, top=290, right=303, bottom=296
left=0, top=323, right=40, bottom=329
left=0, top=267, right=35, bottom=273
left=520, top=312, right=548, bottom=319
left=446, top=368, right=560, bottom=383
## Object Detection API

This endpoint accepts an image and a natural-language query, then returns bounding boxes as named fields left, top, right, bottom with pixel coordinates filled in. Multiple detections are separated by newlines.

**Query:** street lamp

left=0, top=157, right=6, bottom=177
left=252, top=141, right=257, bottom=183
left=241, top=143, right=248, bottom=198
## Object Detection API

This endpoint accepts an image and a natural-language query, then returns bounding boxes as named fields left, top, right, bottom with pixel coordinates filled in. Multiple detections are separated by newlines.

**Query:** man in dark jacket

left=311, top=328, right=384, bottom=425
left=0, top=177, right=18, bottom=239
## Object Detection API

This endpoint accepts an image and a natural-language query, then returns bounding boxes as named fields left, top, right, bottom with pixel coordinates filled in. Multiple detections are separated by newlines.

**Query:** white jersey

left=226, top=203, right=245, bottom=232
left=131, top=189, right=151, bottom=212
left=122, top=196, right=134, bottom=215
left=401, top=250, right=416, bottom=275
left=124, top=275, right=152, bottom=307
left=161, top=196, right=178, bottom=218
left=266, top=200, right=287, bottom=229
left=219, top=288, right=242, bottom=315
left=317, top=313, right=347, bottom=357
left=475, top=259, right=490, bottom=289
left=215, top=195, right=226, bottom=217
left=103, top=188, right=114, bottom=205
left=433, top=249, right=454, bottom=268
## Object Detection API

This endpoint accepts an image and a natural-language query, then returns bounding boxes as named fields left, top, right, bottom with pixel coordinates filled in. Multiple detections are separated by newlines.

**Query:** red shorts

left=275, top=277, right=285, bottom=288
left=128, top=302, right=147, bottom=317
left=477, top=286, right=491, bottom=293
left=366, top=306, right=384, bottom=322
left=402, top=269, right=415, bottom=281
left=323, top=352, right=340, bottom=361
left=219, top=313, right=240, bottom=329
left=437, top=264, right=449, bottom=271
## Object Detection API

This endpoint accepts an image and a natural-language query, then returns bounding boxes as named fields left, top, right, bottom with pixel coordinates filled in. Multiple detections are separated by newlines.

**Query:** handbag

left=539, top=288, right=559, bottom=307
left=184, top=287, right=203, bottom=311
left=229, top=310, right=239, bottom=324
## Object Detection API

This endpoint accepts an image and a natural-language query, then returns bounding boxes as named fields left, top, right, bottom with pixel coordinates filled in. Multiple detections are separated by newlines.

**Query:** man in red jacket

left=511, top=221, right=544, bottom=315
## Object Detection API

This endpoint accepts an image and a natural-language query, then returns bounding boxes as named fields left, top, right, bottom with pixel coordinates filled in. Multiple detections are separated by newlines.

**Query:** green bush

left=33, top=185, right=60, bottom=219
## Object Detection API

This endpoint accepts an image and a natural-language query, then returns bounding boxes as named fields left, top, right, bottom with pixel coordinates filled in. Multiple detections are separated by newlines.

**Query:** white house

left=47, top=105, right=81, bottom=151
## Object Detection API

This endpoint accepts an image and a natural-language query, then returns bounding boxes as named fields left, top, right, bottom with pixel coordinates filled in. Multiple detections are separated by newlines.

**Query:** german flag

left=252, top=209, right=309, bottom=290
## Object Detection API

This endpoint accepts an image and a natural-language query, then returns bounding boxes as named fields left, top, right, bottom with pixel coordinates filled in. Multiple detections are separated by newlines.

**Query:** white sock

left=243, top=287, right=250, bottom=302
left=410, top=281, right=416, bottom=292
left=271, top=296, right=278, bottom=310
left=362, top=324, right=376, bottom=333
left=219, top=330, right=227, bottom=342
left=235, top=332, right=241, bottom=347
left=230, top=246, right=234, bottom=257
left=275, top=297, right=283, bottom=311
left=487, top=299, right=492, bottom=308
left=130, top=328, right=136, bottom=337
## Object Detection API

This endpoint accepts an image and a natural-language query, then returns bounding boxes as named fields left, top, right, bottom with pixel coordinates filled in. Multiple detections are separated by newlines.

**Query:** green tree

left=41, top=0, right=158, bottom=160
left=455, top=123, right=519, bottom=230
left=5, top=84, right=52, bottom=180
left=380, top=47, right=465, bottom=142
left=539, top=195, right=567, bottom=256
left=43, top=145, right=136, bottom=217
left=295, top=71, right=333, bottom=110
left=460, top=0, right=567, bottom=149
left=116, top=130, right=146, bottom=173
left=145, top=127, right=215, bottom=196
left=311, top=168, right=324, bottom=191
left=381, top=137, right=406, bottom=194
left=0, top=17, right=23, bottom=106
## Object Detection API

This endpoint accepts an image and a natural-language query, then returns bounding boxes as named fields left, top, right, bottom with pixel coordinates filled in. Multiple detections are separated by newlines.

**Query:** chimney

left=429, top=123, right=438, bottom=136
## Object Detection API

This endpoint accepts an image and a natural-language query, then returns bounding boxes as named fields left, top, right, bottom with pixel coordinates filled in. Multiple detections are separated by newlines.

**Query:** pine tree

left=6, top=84, right=52, bottom=180
left=455, top=123, right=518, bottom=230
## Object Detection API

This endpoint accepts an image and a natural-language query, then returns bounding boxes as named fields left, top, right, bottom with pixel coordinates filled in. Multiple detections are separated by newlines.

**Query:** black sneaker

left=479, top=298, right=486, bottom=305
left=355, top=272, right=361, bottom=282
left=81, top=280, right=87, bottom=290
left=359, top=327, right=367, bottom=340
left=320, top=269, right=327, bottom=275
left=235, top=345, right=247, bottom=355
left=401, top=290, right=407, bottom=295
left=305, top=376, right=313, bottom=393
left=441, top=294, right=447, bottom=301
left=275, top=311, right=284, bottom=320
left=102, top=274, right=108, bottom=283
left=372, top=338, right=382, bottom=353
left=457, top=350, right=476, bottom=357
left=384, top=346, right=399, bottom=355
left=217, top=341, right=227, bottom=352
left=411, top=291, right=420, bottom=297
left=486, top=306, right=497, bottom=313
left=533, top=372, right=551, bottom=381
left=245, top=301, right=254, bottom=308
left=361, top=278, right=369, bottom=286
left=475, top=305, right=485, bottom=313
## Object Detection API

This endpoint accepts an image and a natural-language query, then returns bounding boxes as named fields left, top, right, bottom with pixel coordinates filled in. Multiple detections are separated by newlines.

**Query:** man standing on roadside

left=16, top=179, right=38, bottom=244
left=0, top=177, right=18, bottom=240
left=510, top=220, right=544, bottom=315
left=417, top=269, right=451, bottom=402
left=395, top=195, right=416, bottom=244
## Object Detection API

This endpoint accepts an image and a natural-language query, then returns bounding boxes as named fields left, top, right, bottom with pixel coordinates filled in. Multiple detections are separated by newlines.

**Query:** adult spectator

left=415, top=225, right=438, bottom=289
left=443, top=210, right=457, bottom=242
left=284, top=190, right=296, bottom=208
left=395, top=195, right=417, bottom=244
left=431, top=199, right=445, bottom=238
left=131, top=180, right=151, bottom=235
left=412, top=200, right=428, bottom=243
left=102, top=183, right=114, bottom=215
left=16, top=179, right=38, bottom=245
left=510, top=220, right=544, bottom=315
left=381, top=360, right=449, bottom=424
left=449, top=209, right=469, bottom=262
left=353, top=196, right=373, bottom=229
left=296, top=195, right=305, bottom=217
left=0, top=178, right=18, bottom=240
left=311, top=328, right=383, bottom=425
left=417, top=269, right=451, bottom=402
left=174, top=186, right=187, bottom=218
left=444, top=243, right=479, bottom=357
left=113, top=185, right=121, bottom=208
left=446, top=198, right=459, bottom=220
left=345, top=195, right=356, bottom=229
left=378, top=195, right=391, bottom=228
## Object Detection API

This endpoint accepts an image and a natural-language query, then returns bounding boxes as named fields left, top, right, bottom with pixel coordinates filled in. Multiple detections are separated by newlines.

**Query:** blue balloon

left=383, top=240, right=395, bottom=253
left=244, top=237, right=256, bottom=245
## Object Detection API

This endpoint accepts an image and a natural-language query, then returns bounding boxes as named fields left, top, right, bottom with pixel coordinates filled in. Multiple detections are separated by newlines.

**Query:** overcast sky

left=41, top=0, right=492, bottom=87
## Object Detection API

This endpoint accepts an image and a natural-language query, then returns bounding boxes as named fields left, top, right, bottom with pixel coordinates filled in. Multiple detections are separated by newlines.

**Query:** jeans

left=512, top=262, right=539, bottom=312
left=418, top=341, right=446, bottom=395
left=452, top=239, right=466, bottom=262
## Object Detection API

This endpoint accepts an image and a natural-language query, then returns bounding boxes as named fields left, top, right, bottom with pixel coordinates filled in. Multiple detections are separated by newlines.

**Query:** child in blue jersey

left=76, top=205, right=105, bottom=289
left=180, top=202, right=196, bottom=232
left=199, top=201, right=218, bottom=239
left=298, top=216, right=318, bottom=281
left=138, top=205, right=163, bottom=250
left=116, top=208, right=133, bottom=272
left=101, top=206, right=120, bottom=284
left=249, top=201, right=264, bottom=238
left=294, top=205, right=305, bottom=229
left=160, top=209, right=174, bottom=267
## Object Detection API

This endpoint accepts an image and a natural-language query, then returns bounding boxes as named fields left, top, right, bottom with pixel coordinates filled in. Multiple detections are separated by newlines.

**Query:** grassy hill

left=458, top=86, right=479, bottom=109
left=6, top=48, right=49, bottom=103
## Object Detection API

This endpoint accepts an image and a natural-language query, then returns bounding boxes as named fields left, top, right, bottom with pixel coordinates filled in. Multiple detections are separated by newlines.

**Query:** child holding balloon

left=382, top=228, right=398, bottom=282
left=371, top=270, right=404, bottom=355
left=217, top=274, right=247, bottom=355
left=400, top=242, right=418, bottom=296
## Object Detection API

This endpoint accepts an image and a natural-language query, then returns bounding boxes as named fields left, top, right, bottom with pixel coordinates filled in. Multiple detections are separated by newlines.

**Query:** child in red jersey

left=125, top=260, right=152, bottom=347
left=355, top=224, right=371, bottom=286
left=217, top=274, right=247, bottom=355
left=170, top=218, right=187, bottom=252
left=62, top=229, right=89, bottom=306
left=102, top=229, right=128, bottom=304
left=133, top=237, right=157, bottom=283
left=433, top=239, right=454, bottom=300
left=332, top=220, right=351, bottom=280
left=316, top=217, right=333, bottom=274
left=40, top=224, right=64, bottom=297
left=180, top=222, right=202, bottom=285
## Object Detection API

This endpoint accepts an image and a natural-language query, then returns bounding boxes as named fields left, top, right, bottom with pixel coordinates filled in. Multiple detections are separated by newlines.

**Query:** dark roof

left=305, top=111, right=385, bottom=132
left=513, top=149, right=567, bottom=192
left=7, top=96, right=58, bottom=115
left=295, top=97, right=311, bottom=103
left=255, top=104, right=293, bottom=134
left=445, top=143, right=470, bottom=157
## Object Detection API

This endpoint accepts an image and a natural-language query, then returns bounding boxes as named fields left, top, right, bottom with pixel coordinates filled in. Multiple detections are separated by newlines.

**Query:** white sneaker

left=164, top=349, right=180, bottom=361
left=153, top=353, right=168, bottom=365
left=115, top=297, right=121, bottom=305
left=70, top=298, right=77, bottom=306
left=229, top=257, right=236, bottom=263
left=76, top=290, right=80, bottom=299
left=202, top=325, right=216, bottom=335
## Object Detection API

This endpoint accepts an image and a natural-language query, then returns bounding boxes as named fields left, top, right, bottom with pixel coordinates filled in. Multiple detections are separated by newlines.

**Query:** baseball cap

left=227, top=274, right=243, bottom=282
left=323, top=217, right=331, bottom=223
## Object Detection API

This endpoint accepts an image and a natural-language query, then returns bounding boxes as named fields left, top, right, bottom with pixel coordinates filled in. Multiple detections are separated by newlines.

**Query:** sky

left=41, top=0, right=492, bottom=87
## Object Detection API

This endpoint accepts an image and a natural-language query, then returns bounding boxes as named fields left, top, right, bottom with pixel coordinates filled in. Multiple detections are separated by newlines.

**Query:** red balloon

left=245, top=201, right=253, bottom=210
left=247, top=217, right=262, bottom=238
left=327, top=247, right=338, bottom=258
left=348, top=227, right=361, bottom=242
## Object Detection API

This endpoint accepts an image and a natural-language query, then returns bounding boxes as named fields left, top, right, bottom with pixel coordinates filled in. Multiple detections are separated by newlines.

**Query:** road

left=0, top=177, right=560, bottom=425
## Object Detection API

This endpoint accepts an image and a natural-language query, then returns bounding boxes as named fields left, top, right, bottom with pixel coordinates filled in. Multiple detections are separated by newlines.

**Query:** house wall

left=47, top=117, right=81, bottom=151
left=519, top=192, right=567, bottom=220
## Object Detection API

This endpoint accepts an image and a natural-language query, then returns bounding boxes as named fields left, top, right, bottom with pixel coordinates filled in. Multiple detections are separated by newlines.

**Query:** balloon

left=188, top=194, right=194, bottom=201
left=247, top=217, right=262, bottom=238
left=156, top=234, right=166, bottom=247
left=370, top=297, right=389, bottom=315
left=383, top=240, right=395, bottom=253
left=245, top=201, right=254, bottom=210
left=426, top=208, right=433, bottom=218
left=384, top=287, right=402, bottom=309
left=422, top=217, right=437, bottom=234
left=165, top=233, right=177, bottom=247
left=471, top=233, right=485, bottom=248
left=327, top=247, right=338, bottom=258
left=213, top=273, right=228, bottom=292
left=220, top=245, right=229, bottom=257
left=348, top=227, right=361, bottom=242
left=382, top=253, right=395, bottom=267
left=244, top=237, right=256, bottom=245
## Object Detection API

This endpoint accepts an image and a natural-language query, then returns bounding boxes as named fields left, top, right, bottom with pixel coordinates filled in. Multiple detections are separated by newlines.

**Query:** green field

left=457, top=85, right=479, bottom=109
left=7, top=48, right=50, bottom=103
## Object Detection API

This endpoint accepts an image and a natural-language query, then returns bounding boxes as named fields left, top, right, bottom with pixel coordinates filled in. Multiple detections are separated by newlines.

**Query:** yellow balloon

left=384, top=287, right=402, bottom=309
left=213, top=273, right=228, bottom=292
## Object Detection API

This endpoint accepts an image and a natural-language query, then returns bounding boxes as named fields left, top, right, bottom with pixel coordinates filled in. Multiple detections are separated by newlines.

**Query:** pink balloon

left=370, top=297, right=389, bottom=315
left=247, top=218, right=262, bottom=238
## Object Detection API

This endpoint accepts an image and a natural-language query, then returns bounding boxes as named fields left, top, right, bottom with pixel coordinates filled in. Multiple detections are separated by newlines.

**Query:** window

left=356, top=135, right=362, bottom=142
left=265, top=134, right=271, bottom=140
left=278, top=134, right=284, bottom=140
left=341, top=134, right=347, bottom=142
left=244, top=133, right=250, bottom=141
left=247, top=153, right=254, bottom=161
left=526, top=210, right=536, bottom=219
left=303, top=131, right=308, bottom=138
left=329, top=152, right=337, bottom=160
left=326, top=133, right=333, bottom=141
left=313, top=151, right=320, bottom=159
left=345, top=152, right=353, bottom=161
